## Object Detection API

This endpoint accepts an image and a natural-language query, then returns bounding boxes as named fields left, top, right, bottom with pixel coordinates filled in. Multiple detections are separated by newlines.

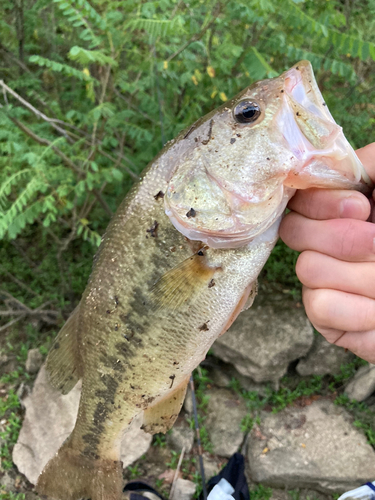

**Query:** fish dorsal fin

left=45, top=305, right=83, bottom=394
left=141, top=377, right=189, bottom=434
left=151, top=250, right=219, bottom=310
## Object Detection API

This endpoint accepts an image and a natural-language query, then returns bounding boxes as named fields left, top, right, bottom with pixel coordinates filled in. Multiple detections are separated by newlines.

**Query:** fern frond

left=29, top=55, right=97, bottom=83
left=285, top=47, right=357, bottom=82
left=0, top=177, right=42, bottom=240
left=69, top=46, right=118, bottom=67
left=125, top=17, right=184, bottom=38
left=0, top=169, right=32, bottom=212
left=284, top=0, right=375, bottom=62
left=53, top=0, right=106, bottom=47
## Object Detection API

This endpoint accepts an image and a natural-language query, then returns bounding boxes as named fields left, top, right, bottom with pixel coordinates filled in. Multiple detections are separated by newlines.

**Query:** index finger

left=280, top=213, right=375, bottom=262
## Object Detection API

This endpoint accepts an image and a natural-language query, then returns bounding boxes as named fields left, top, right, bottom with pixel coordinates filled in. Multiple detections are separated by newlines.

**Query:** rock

left=12, top=365, right=152, bottom=485
left=209, top=361, right=276, bottom=394
left=25, top=349, right=43, bottom=374
left=212, top=295, right=313, bottom=383
left=202, top=454, right=220, bottom=480
left=166, top=418, right=194, bottom=453
left=0, top=472, right=15, bottom=491
left=171, top=478, right=196, bottom=500
left=297, top=334, right=353, bottom=376
left=205, top=388, right=247, bottom=457
left=184, top=385, right=193, bottom=415
left=247, top=398, right=375, bottom=493
left=345, top=364, right=375, bottom=402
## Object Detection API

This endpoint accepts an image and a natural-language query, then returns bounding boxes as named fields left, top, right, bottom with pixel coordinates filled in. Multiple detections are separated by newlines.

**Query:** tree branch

left=167, top=3, right=221, bottom=63
left=0, top=79, right=73, bottom=142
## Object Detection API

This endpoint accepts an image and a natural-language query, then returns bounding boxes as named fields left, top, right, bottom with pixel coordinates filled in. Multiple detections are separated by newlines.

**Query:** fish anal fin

left=141, top=377, right=189, bottom=434
left=37, top=440, right=123, bottom=500
left=46, top=305, right=83, bottom=395
left=152, top=252, right=219, bottom=310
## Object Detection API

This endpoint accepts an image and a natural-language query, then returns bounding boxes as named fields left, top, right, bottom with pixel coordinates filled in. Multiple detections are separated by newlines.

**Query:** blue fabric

left=365, top=482, right=375, bottom=496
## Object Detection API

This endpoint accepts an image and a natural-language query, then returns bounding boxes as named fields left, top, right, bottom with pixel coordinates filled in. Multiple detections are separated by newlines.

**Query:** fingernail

left=339, top=196, right=365, bottom=218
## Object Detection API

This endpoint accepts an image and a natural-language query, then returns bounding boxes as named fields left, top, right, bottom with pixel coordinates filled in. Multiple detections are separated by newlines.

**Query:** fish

left=36, top=60, right=371, bottom=500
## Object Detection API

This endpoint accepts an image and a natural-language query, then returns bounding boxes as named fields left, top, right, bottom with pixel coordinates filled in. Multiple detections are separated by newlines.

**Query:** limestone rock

left=202, top=454, right=220, bottom=480
left=208, top=361, right=276, bottom=394
left=12, top=365, right=152, bottom=485
left=171, top=478, right=196, bottom=500
left=212, top=296, right=313, bottom=383
left=247, top=398, right=375, bottom=493
left=184, top=385, right=193, bottom=415
left=345, top=364, right=375, bottom=402
left=25, top=349, right=43, bottom=374
left=297, top=334, right=353, bottom=376
left=205, top=388, right=247, bottom=457
left=166, top=418, right=194, bottom=453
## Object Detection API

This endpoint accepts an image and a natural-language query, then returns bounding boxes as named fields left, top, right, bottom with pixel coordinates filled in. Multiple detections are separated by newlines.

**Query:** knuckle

left=295, top=251, right=315, bottom=286
left=303, top=287, right=330, bottom=327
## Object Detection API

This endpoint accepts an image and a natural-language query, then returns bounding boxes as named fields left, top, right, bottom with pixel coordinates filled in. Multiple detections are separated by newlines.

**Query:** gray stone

left=203, top=454, right=220, bottom=480
left=247, top=398, right=375, bottom=493
left=0, top=472, right=15, bottom=491
left=184, top=385, right=193, bottom=415
left=345, top=364, right=375, bottom=402
left=212, top=296, right=313, bottom=383
left=25, top=349, right=43, bottom=374
left=12, top=365, right=152, bottom=485
left=166, top=418, right=194, bottom=453
left=297, top=334, right=353, bottom=376
left=205, top=388, right=248, bottom=457
left=209, top=362, right=274, bottom=394
left=170, top=478, right=196, bottom=500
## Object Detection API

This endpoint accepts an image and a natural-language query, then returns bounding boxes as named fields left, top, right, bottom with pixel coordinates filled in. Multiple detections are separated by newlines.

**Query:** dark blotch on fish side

left=186, top=208, right=196, bottom=218
left=199, top=323, right=209, bottom=331
left=154, top=191, right=164, bottom=200
left=230, top=138, right=236, bottom=144
left=53, top=342, right=60, bottom=349
left=83, top=374, right=120, bottom=457
left=169, top=374, right=176, bottom=388
left=146, top=220, right=159, bottom=238
left=208, top=279, right=215, bottom=288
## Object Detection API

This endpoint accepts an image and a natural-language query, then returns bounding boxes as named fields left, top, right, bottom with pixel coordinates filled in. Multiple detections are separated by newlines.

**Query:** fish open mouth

left=281, top=60, right=372, bottom=190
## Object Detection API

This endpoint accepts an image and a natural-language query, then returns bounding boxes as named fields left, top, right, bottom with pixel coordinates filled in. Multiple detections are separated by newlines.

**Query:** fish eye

left=233, top=101, right=261, bottom=124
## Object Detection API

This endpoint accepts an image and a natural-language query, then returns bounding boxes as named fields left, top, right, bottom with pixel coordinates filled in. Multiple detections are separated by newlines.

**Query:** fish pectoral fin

left=151, top=251, right=219, bottom=310
left=46, top=305, right=83, bottom=394
left=141, top=377, right=189, bottom=434
left=242, top=280, right=258, bottom=312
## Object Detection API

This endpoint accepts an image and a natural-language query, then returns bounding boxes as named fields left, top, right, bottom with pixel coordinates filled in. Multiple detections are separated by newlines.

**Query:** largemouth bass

left=37, top=61, right=371, bottom=500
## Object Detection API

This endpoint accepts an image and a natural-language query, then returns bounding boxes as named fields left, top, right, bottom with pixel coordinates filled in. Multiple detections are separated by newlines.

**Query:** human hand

left=279, top=143, right=375, bottom=363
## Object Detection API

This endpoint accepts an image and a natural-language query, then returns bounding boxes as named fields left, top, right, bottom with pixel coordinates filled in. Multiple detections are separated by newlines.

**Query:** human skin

left=279, top=142, right=375, bottom=364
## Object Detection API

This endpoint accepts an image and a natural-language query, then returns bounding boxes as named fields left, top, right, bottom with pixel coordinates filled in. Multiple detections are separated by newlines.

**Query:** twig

left=0, top=82, right=140, bottom=180
left=0, top=266, right=39, bottom=297
left=0, top=80, right=73, bottom=142
left=10, top=241, right=39, bottom=270
left=1, top=110, right=114, bottom=215
left=169, top=446, right=186, bottom=500
left=0, top=316, right=25, bottom=333
left=167, top=3, right=221, bottom=63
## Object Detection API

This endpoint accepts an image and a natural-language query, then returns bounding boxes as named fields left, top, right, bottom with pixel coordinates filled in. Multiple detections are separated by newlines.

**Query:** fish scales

left=36, top=61, right=371, bottom=500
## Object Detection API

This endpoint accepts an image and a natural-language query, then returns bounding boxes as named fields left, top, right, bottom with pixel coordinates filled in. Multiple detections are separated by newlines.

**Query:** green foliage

left=127, top=463, right=141, bottom=479
left=250, top=484, right=273, bottom=500
left=0, top=0, right=374, bottom=313
left=0, top=388, right=22, bottom=470
left=0, top=493, right=26, bottom=500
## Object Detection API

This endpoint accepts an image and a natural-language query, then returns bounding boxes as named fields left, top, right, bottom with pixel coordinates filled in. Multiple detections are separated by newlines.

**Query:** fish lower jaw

left=165, top=201, right=290, bottom=249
